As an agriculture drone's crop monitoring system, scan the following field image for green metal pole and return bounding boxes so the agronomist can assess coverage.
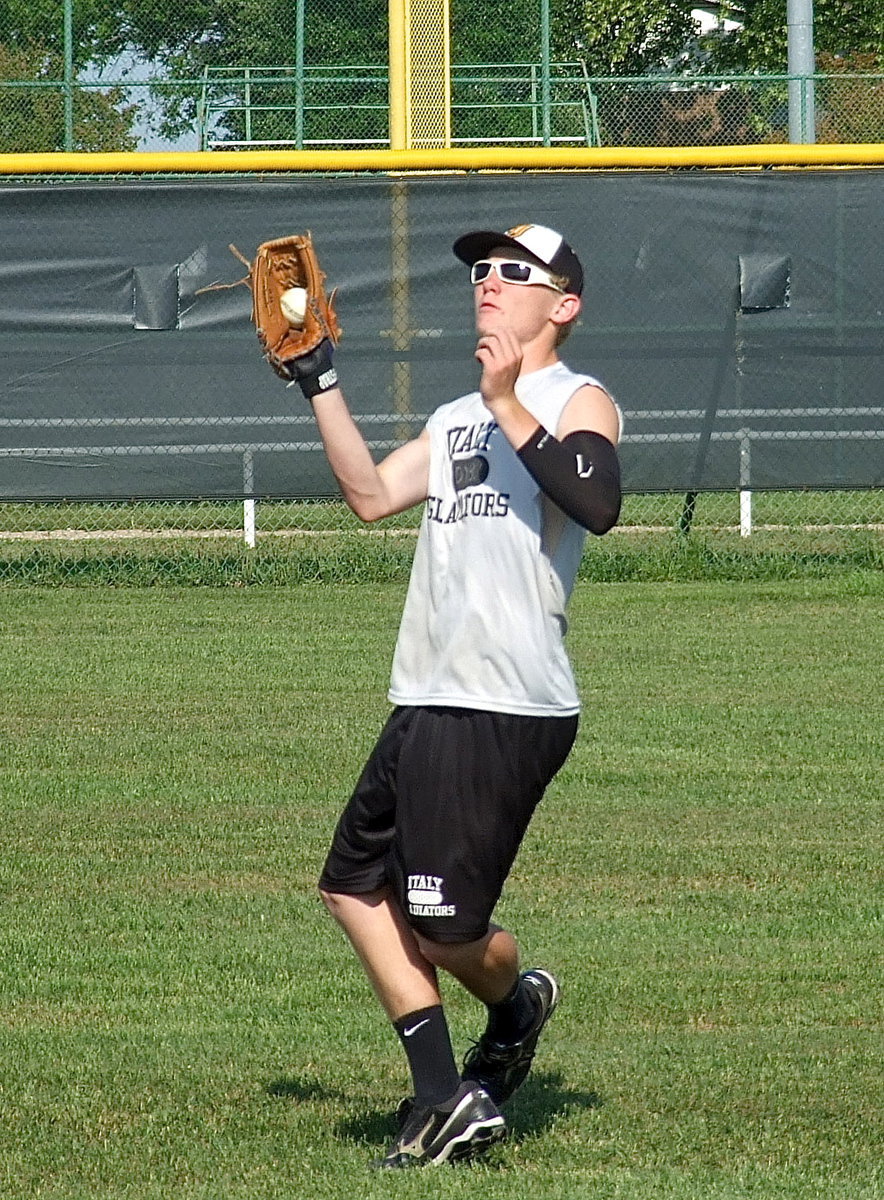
[295,0,305,147]
[63,0,74,150]
[530,65,538,142]
[540,0,551,145]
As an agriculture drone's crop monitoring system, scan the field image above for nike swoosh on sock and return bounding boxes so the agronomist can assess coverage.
[403,1018,431,1038]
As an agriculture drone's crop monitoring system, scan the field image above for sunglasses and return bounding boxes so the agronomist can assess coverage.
[470,258,565,292]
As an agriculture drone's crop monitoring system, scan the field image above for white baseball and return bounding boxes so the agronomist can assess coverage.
[280,286,307,328]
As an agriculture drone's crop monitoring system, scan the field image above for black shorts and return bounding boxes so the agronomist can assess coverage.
[318,705,577,944]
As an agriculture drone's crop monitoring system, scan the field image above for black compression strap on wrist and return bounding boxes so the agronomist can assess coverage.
[517,425,622,534]
[284,338,339,400]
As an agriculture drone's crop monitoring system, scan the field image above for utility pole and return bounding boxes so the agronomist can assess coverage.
[787,0,816,143]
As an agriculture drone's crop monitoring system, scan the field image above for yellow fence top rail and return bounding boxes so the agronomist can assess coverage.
[2,143,883,174]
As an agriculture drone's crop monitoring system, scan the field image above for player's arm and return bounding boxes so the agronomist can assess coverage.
[233,235,429,522]
[515,383,622,535]
[477,328,622,536]
[309,386,430,522]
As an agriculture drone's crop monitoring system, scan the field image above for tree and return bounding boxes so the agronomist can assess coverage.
[553,0,700,74]
[0,41,137,150]
[705,0,883,73]
[816,51,884,142]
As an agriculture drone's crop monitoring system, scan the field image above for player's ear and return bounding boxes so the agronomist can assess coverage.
[550,292,581,327]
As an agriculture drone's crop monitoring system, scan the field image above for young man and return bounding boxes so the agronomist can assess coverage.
[287,223,622,1168]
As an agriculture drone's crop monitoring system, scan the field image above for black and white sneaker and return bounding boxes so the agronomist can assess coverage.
[375,1081,506,1168]
[462,968,560,1106]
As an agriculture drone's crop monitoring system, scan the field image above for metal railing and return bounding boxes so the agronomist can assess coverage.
[0,67,881,152]
[196,63,602,149]
[188,67,884,150]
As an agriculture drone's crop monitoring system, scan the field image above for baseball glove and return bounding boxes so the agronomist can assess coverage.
[213,232,342,395]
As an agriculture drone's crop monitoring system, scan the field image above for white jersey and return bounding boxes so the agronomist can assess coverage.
[388,362,612,717]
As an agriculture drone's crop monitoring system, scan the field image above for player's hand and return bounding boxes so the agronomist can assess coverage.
[475,326,523,415]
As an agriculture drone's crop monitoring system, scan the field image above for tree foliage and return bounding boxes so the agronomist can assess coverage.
[554,0,699,74]
[709,0,883,73]
[2,0,882,77]
[816,50,884,141]
[0,41,137,149]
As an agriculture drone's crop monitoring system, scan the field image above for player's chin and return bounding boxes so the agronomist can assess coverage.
[475,307,502,334]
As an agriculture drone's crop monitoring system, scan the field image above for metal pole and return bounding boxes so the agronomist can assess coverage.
[440,0,452,148]
[389,0,408,149]
[787,0,816,143]
[243,450,256,548]
[295,0,305,148]
[530,65,539,142]
[540,0,551,146]
[63,0,74,151]
[739,430,752,537]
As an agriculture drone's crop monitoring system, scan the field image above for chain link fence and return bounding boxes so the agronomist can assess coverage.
[1,69,882,153]
[188,68,884,151]
[1,1,881,583]
[1,164,882,584]
[1,0,883,151]
[0,490,880,586]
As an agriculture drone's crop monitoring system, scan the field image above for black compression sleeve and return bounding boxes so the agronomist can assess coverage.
[517,425,622,534]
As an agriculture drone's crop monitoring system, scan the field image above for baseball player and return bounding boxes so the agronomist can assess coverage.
[286,223,622,1167]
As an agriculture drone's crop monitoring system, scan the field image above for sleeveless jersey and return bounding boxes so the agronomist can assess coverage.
[388,362,613,716]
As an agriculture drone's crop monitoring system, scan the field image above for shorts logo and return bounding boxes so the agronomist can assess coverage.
[407,874,456,918]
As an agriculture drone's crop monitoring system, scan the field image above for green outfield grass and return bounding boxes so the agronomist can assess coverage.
[0,578,881,1199]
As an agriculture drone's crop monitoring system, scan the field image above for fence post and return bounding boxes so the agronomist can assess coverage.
[739,429,752,537]
[389,0,407,148]
[63,0,74,151]
[243,450,257,547]
[530,65,539,143]
[540,0,551,146]
[295,0,305,148]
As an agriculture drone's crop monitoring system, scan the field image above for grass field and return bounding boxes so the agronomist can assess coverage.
[0,577,881,1198]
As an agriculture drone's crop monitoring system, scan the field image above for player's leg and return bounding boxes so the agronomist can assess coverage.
[318,709,496,1167]
[392,707,577,1107]
[417,923,519,1003]
[419,928,561,1106]
[321,886,504,1169]
[318,885,440,1019]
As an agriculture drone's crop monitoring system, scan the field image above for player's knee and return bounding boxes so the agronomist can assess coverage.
[414,926,488,963]
[318,885,390,928]
[318,885,365,924]
[318,885,343,920]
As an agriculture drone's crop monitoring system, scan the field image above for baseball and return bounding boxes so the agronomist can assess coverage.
[280,286,307,328]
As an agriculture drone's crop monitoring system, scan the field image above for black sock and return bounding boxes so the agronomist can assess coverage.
[393,1004,461,1108]
[485,976,538,1045]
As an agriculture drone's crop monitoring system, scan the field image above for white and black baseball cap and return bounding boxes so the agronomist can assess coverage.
[453,222,584,295]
